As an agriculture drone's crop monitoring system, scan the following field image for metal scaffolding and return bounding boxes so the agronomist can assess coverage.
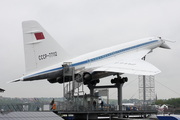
[62,62,85,111]
[139,75,155,106]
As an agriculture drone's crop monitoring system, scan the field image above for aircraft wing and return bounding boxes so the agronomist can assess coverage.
[93,49,161,75]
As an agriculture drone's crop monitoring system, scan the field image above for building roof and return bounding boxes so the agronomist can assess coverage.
[0,112,64,120]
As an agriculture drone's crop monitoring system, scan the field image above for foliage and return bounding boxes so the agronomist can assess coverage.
[155,98,180,108]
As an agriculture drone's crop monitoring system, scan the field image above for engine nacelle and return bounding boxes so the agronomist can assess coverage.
[83,72,92,82]
[47,72,92,84]
[75,74,82,83]
[47,76,71,84]
[57,76,72,83]
[74,72,92,83]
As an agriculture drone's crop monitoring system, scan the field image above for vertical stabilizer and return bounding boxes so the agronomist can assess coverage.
[22,20,69,74]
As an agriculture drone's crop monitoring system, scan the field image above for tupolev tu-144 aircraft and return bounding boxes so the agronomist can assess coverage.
[11,20,171,84]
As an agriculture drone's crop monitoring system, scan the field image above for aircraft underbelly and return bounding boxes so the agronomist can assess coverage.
[91,72,121,81]
[24,69,63,81]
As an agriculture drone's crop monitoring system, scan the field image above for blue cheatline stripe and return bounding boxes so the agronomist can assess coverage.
[72,60,88,67]
[24,40,158,79]
[88,40,157,62]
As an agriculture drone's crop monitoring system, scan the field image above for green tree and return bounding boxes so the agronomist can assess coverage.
[155,98,180,108]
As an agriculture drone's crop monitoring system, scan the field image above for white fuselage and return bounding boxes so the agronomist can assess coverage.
[22,37,163,81]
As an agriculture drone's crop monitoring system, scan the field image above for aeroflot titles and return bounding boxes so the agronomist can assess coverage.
[38,51,57,60]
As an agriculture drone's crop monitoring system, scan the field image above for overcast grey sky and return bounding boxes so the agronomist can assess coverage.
[0,0,180,100]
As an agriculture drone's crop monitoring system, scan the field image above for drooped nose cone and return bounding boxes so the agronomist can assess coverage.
[159,42,171,49]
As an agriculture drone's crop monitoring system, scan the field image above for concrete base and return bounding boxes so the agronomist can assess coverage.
[74,113,97,120]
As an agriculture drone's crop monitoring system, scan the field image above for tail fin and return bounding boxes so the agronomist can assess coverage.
[22,20,69,74]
